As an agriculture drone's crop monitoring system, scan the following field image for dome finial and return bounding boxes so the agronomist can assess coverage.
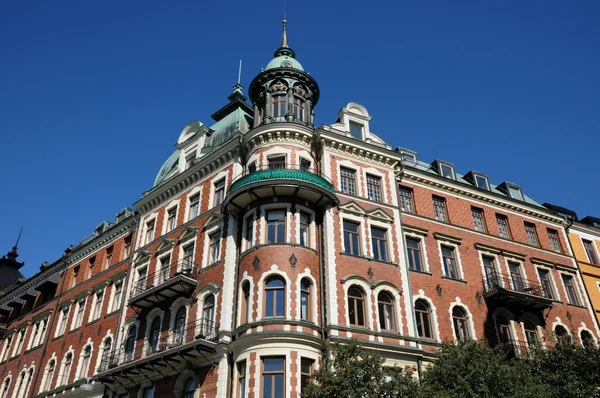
[281,19,288,48]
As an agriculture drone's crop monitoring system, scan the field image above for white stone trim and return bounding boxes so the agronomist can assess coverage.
[93,331,114,376]
[162,199,181,235]
[208,170,229,210]
[257,266,292,320]
[436,240,463,280]
[341,278,374,333]
[373,285,403,334]
[413,290,441,342]
[184,185,203,223]
[237,273,255,325]
[337,158,364,197]
[339,211,368,257]
[577,323,598,347]
[295,269,318,325]
[449,298,476,341]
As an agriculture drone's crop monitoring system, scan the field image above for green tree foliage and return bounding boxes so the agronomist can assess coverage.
[303,339,600,398]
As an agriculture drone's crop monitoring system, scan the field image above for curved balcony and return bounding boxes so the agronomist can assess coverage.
[223,164,339,214]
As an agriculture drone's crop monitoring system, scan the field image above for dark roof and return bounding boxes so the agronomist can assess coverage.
[580,216,600,229]
[542,203,578,220]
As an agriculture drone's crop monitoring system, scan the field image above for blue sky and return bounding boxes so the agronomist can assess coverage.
[1,1,599,278]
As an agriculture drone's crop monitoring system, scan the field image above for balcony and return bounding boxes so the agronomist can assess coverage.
[97,318,218,380]
[223,164,339,214]
[128,257,198,309]
[482,272,553,310]
[501,340,532,358]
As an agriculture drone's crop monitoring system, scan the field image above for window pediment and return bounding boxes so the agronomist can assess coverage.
[178,227,199,244]
[366,208,394,223]
[203,212,224,230]
[134,250,152,263]
[338,201,366,217]
[156,238,175,254]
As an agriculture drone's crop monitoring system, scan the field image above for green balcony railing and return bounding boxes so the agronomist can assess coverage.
[229,164,335,194]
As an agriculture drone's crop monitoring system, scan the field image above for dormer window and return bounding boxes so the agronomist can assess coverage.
[349,121,364,140]
[507,185,523,200]
[185,153,195,169]
[472,173,490,190]
[439,164,455,179]
[395,147,418,163]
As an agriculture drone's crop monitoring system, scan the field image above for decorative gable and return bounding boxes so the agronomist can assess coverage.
[203,212,224,230]
[156,238,175,254]
[178,227,199,244]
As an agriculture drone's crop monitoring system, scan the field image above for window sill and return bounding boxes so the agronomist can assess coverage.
[87,318,101,327]
[567,303,587,309]
[68,327,81,335]
[339,251,397,266]
[409,269,432,276]
[24,345,42,355]
[52,335,65,342]
[104,310,119,319]
[441,276,467,284]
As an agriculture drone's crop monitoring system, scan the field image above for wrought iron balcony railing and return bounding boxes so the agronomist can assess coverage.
[131,257,196,298]
[228,164,335,193]
[97,318,218,373]
[482,272,551,299]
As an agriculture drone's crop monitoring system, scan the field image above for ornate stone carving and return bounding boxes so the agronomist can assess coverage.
[271,80,287,91]
[436,284,443,296]
[368,267,374,279]
[253,256,260,271]
[289,254,297,267]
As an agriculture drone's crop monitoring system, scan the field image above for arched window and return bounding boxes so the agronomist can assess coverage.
[348,286,366,327]
[581,330,595,348]
[15,372,25,397]
[415,300,433,339]
[173,307,187,346]
[44,360,55,391]
[265,277,285,318]
[62,353,73,385]
[149,317,161,354]
[241,281,250,324]
[452,307,470,341]
[80,346,92,378]
[23,369,33,397]
[0,378,10,398]
[555,325,570,345]
[377,292,395,331]
[184,378,195,398]
[496,316,511,344]
[125,326,137,362]
[524,321,539,347]
[300,279,311,321]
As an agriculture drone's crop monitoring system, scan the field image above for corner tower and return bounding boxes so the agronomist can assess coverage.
[248,20,320,127]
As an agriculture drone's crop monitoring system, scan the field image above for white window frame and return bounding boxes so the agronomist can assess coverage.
[144,218,156,246]
[109,279,124,313]
[342,279,373,331]
[436,239,463,280]
[261,204,292,245]
[449,300,477,342]
[404,230,430,273]
[208,170,229,209]
[504,258,528,291]
[373,286,402,334]
[413,290,441,342]
[338,162,360,197]
[368,219,394,263]
[339,213,367,257]
[472,172,490,190]
[559,271,582,306]
[186,186,202,222]
[71,297,87,330]
[438,162,455,180]
[162,199,180,235]
[581,237,600,265]
[206,227,222,267]
[534,266,559,301]
[242,211,255,251]
[89,289,104,322]
[295,205,316,249]
[296,272,318,324]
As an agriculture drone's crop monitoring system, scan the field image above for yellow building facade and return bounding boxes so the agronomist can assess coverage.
[568,217,600,326]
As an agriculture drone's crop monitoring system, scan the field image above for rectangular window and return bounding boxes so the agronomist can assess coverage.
[268,156,286,169]
[508,185,523,200]
[371,227,388,262]
[159,255,170,283]
[245,215,254,249]
[547,229,562,252]
[167,207,177,232]
[185,153,195,169]
[398,187,414,214]
[583,240,598,265]
[442,246,459,279]
[262,357,285,398]
[524,222,539,247]
[474,174,489,190]
[93,291,104,321]
[248,161,257,174]
[145,220,155,244]
[76,299,86,328]
[183,245,195,270]
[237,361,246,398]
[72,267,79,289]
[272,95,286,117]
[496,214,511,239]
[433,196,448,222]
[508,262,525,292]
[349,121,363,140]
[340,167,356,196]
[300,158,311,171]
[439,163,455,179]
[124,235,132,258]
[267,210,286,244]
[343,221,361,256]
[406,238,423,272]
[209,231,221,264]
[14,329,25,355]
[189,194,200,219]
[105,247,113,270]
[537,269,554,299]
[562,275,580,306]
[299,212,310,247]
[112,282,123,312]
[293,98,305,120]
[301,358,315,392]
[58,308,69,335]
[87,257,95,279]
[471,208,487,233]
[366,175,382,202]
[214,179,225,207]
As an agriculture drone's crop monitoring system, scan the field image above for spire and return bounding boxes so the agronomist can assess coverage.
[281,19,288,48]
[7,227,22,262]
[232,59,243,93]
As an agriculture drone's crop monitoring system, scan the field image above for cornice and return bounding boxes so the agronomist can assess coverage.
[319,131,401,168]
[243,123,314,155]
[0,266,65,306]
[135,138,240,215]
[67,217,136,264]
[403,171,564,224]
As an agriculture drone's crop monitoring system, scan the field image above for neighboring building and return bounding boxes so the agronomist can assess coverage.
[0,20,598,398]
[544,204,600,329]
